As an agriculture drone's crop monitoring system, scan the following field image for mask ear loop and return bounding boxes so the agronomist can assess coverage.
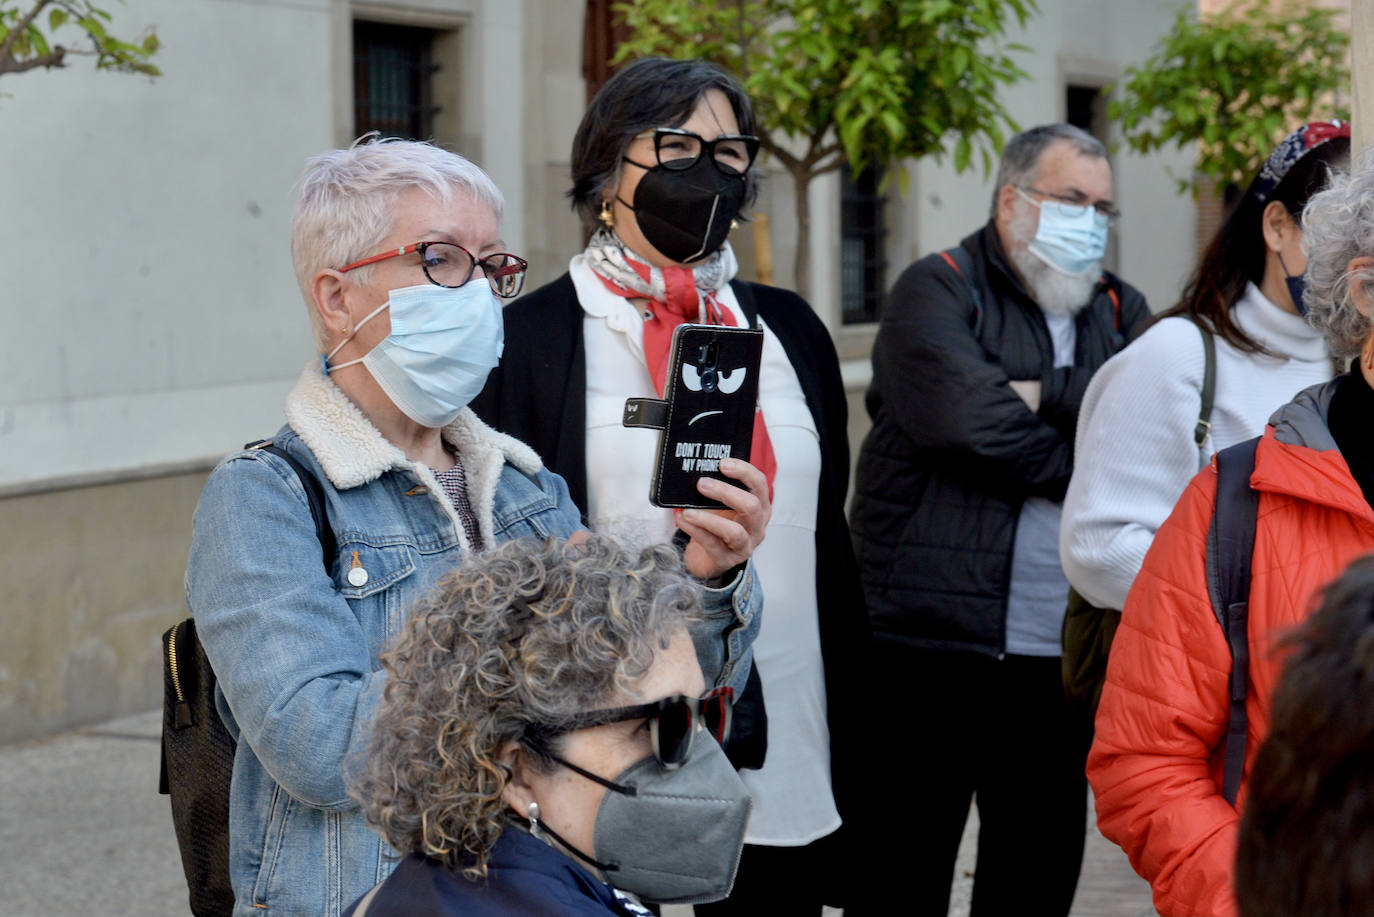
[1277,250,1300,281]
[322,299,390,374]
[522,799,620,873]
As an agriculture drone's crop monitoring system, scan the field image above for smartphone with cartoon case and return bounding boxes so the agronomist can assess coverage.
[622,323,764,509]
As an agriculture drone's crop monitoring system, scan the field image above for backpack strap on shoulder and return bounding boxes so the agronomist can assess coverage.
[246,439,336,571]
[1192,321,1217,449]
[939,247,984,338]
[1102,278,1122,331]
[160,440,336,912]
[1205,435,1261,806]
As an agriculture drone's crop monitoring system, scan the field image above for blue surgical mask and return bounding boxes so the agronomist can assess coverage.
[1278,252,1308,315]
[324,281,504,428]
[1017,188,1109,277]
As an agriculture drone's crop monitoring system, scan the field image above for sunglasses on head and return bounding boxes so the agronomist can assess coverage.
[555,685,735,770]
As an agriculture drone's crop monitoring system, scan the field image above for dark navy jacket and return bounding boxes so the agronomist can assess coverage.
[342,829,638,917]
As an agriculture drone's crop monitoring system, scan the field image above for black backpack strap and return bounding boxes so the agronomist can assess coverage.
[245,439,336,570]
[1205,436,1261,806]
[1193,322,1217,449]
[160,440,336,912]
[1091,275,1127,353]
[1096,274,1123,332]
[938,247,984,338]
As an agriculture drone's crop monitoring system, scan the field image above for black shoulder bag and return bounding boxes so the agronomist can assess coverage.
[159,440,334,917]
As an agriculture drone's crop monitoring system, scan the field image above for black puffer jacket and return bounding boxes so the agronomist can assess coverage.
[849,223,1151,656]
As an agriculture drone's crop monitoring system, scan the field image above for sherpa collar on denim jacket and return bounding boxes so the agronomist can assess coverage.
[283,361,546,548]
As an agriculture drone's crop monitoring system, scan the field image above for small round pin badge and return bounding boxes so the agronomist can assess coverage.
[346,549,369,587]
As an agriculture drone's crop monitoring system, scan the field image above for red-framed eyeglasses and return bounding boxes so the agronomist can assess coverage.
[339,240,529,298]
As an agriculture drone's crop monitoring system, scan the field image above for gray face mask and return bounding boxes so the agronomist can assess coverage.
[534,736,752,904]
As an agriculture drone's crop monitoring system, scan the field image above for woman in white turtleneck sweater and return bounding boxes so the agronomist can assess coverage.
[1061,122,1349,611]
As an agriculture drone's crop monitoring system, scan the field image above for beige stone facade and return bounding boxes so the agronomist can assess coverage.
[3,0,1200,742]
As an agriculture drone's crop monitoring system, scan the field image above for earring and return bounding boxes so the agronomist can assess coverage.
[598,200,615,229]
[1363,337,1374,372]
[729,218,739,232]
[527,801,544,840]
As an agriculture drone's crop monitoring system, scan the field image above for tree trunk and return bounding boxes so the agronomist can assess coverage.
[1354,0,1372,157]
[789,164,812,301]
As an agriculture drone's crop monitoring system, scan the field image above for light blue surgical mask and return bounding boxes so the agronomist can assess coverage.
[323,280,504,428]
[1017,187,1109,277]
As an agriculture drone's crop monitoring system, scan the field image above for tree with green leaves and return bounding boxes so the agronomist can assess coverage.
[0,0,159,80]
[612,0,1037,297]
[1110,1,1348,197]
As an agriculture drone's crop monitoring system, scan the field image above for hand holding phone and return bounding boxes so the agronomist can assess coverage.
[678,456,771,582]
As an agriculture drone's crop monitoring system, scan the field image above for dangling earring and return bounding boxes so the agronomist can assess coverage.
[1362,336,1374,372]
[598,200,615,229]
[527,801,544,840]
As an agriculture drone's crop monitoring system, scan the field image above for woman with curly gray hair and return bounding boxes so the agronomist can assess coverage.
[343,535,751,917]
[1086,156,1374,917]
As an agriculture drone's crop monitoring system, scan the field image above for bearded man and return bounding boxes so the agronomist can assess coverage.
[847,124,1150,916]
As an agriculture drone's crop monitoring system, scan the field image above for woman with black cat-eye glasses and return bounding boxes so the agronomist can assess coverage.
[470,55,873,917]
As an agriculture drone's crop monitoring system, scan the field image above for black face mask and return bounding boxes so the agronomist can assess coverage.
[619,155,747,264]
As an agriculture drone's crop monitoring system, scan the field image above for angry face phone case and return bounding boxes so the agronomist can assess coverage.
[622,323,764,509]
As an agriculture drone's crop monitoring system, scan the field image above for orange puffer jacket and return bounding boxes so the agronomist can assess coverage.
[1087,379,1374,917]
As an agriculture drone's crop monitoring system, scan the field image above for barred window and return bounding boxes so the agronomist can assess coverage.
[353,21,440,141]
[841,164,887,324]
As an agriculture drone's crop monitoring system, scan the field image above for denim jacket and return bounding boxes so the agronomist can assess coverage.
[184,364,761,917]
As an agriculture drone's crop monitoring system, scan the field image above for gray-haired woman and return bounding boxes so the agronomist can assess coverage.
[186,137,764,917]
[1086,158,1374,916]
[343,535,752,917]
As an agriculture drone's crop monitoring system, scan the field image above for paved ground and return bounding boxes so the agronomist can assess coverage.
[948,800,1156,917]
[0,710,1153,916]
[0,711,185,917]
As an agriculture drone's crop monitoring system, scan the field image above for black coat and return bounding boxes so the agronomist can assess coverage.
[471,273,872,871]
[343,833,635,917]
[849,223,1151,656]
